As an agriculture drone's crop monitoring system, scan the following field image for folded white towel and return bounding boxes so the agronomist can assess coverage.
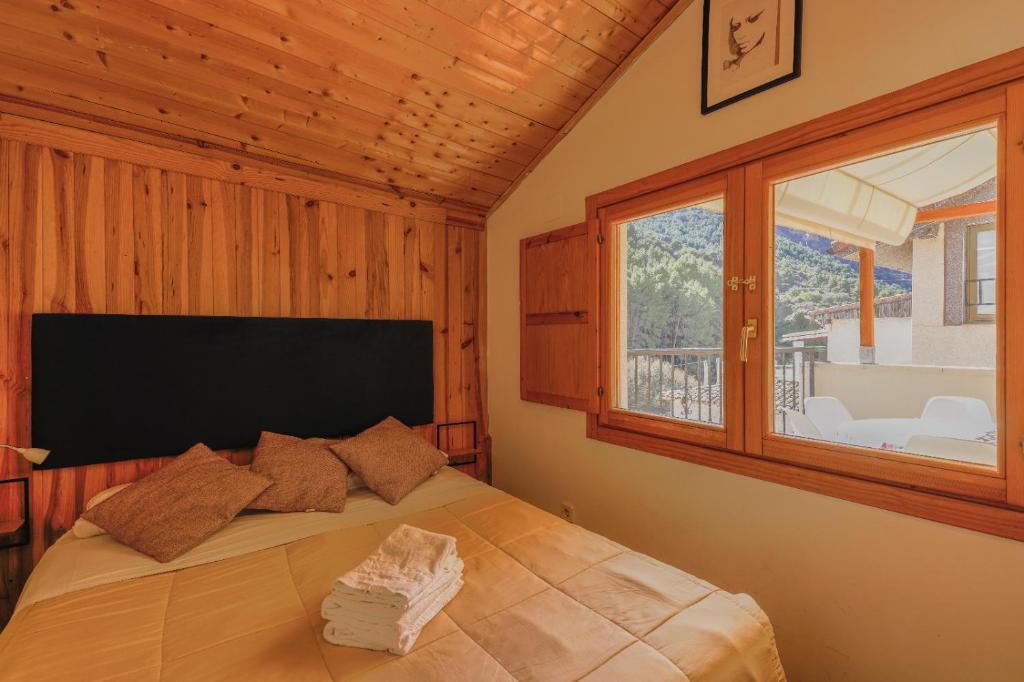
[322,574,463,655]
[330,524,459,608]
[323,556,464,623]
[320,524,465,655]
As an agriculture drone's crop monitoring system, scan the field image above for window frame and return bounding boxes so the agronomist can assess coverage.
[749,94,1007,502]
[597,170,745,452]
[582,59,1024,540]
[965,221,997,323]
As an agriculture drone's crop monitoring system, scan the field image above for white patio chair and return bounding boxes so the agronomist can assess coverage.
[804,396,853,441]
[920,396,996,440]
[784,409,822,440]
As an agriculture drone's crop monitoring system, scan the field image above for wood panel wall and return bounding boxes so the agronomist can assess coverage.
[0,130,486,625]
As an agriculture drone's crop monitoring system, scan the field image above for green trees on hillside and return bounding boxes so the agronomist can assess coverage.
[626,208,909,349]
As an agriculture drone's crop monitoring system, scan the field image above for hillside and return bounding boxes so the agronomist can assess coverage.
[626,209,911,349]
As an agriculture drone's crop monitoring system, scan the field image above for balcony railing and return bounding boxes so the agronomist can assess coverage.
[625,346,827,427]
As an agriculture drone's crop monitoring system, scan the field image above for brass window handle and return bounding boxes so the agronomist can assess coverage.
[740,319,758,362]
[727,275,757,292]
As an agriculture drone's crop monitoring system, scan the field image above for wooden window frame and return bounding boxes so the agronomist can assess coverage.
[597,171,745,452]
[749,95,1007,503]
[583,47,1024,542]
[966,222,997,323]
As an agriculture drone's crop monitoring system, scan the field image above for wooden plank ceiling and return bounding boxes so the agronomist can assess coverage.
[0,0,682,215]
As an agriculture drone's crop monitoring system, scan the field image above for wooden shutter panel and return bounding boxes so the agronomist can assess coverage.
[520,221,598,411]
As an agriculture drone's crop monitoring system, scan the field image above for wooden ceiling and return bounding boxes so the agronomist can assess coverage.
[0,0,685,215]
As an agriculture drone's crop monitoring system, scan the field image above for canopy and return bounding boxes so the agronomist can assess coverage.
[774,128,997,249]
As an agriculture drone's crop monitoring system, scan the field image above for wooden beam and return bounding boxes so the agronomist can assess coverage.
[915,200,997,224]
[859,247,875,351]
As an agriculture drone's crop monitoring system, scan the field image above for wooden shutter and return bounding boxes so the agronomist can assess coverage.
[520,221,598,411]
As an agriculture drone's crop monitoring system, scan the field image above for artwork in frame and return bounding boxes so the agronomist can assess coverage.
[701,0,803,114]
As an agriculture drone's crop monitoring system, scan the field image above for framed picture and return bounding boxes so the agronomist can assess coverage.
[701,0,803,114]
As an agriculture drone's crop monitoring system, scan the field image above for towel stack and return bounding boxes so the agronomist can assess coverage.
[321,524,464,655]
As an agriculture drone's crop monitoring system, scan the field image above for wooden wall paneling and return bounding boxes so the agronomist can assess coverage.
[73,154,106,313]
[105,160,136,314]
[162,171,187,314]
[40,147,73,315]
[445,226,484,451]
[337,204,368,319]
[235,186,260,317]
[0,139,30,623]
[260,189,282,317]
[210,180,236,316]
[384,213,407,320]
[0,130,489,625]
[133,165,163,315]
[364,210,389,319]
[427,219,450,444]
[317,201,340,317]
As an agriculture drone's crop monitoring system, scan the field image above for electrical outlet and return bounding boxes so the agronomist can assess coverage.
[559,501,576,523]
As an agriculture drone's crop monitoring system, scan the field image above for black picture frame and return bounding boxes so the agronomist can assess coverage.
[701,0,803,115]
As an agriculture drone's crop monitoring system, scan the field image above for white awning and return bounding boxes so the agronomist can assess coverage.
[775,128,997,249]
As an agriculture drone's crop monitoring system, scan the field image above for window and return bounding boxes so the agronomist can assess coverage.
[620,197,725,425]
[966,223,996,322]
[598,172,745,451]
[539,63,1024,538]
[756,113,1009,502]
[582,77,1024,534]
[768,125,999,480]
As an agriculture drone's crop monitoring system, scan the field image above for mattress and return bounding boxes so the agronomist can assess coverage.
[0,469,786,681]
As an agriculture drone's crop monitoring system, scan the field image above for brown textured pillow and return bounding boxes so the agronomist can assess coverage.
[329,417,448,505]
[247,431,349,513]
[82,444,270,562]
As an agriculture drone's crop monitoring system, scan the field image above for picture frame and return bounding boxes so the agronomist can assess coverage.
[701,0,803,115]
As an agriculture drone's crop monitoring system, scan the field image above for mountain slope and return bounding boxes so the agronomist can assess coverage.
[627,209,911,347]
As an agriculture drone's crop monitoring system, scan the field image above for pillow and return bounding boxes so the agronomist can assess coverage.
[81,444,270,562]
[72,483,132,538]
[247,431,349,512]
[329,417,448,505]
[324,437,367,492]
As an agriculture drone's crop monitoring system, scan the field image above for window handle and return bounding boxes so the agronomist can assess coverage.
[728,275,757,292]
[740,319,758,362]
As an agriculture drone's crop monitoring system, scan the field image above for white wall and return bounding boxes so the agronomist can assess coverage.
[826,318,912,365]
[912,226,997,367]
[487,2,1024,681]
[815,362,996,420]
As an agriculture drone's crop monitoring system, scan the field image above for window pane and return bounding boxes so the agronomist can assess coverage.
[772,126,998,468]
[618,198,725,425]
[972,227,996,317]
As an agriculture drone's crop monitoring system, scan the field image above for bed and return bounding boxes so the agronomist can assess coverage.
[0,467,786,681]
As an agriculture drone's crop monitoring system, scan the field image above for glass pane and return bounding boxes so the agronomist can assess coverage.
[618,197,725,425]
[772,126,998,468]
[973,228,996,316]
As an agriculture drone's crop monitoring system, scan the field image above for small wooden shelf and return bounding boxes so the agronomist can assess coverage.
[0,519,25,544]
[446,448,482,466]
[0,477,30,549]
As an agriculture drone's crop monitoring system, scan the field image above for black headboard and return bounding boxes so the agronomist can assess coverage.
[31,314,434,469]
